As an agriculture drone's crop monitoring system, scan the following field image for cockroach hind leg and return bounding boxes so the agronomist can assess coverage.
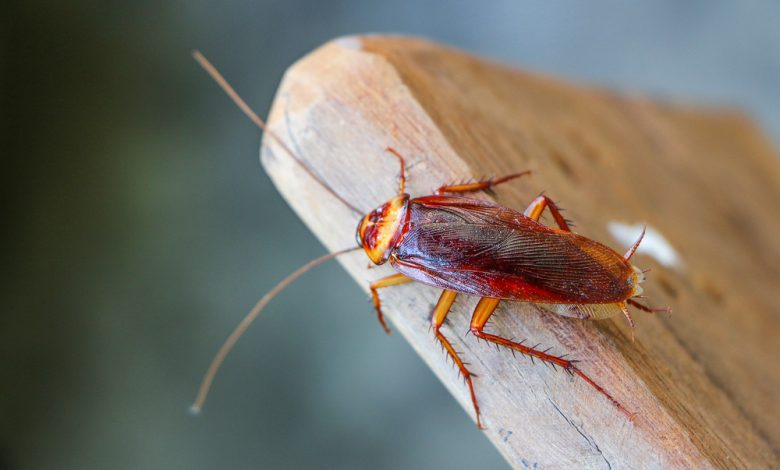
[472,329,634,419]
[468,297,627,414]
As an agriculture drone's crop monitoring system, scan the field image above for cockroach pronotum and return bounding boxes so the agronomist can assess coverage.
[190,51,671,429]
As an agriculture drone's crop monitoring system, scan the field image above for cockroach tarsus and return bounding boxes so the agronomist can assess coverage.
[190,51,671,429]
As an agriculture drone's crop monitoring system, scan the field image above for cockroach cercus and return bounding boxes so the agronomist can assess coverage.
[190,51,671,429]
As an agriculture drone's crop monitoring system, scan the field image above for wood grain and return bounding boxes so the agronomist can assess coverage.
[260,36,780,468]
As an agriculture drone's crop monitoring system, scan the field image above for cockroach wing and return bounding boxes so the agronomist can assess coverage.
[391,197,634,304]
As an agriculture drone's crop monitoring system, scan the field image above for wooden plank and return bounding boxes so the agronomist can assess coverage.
[260,36,779,468]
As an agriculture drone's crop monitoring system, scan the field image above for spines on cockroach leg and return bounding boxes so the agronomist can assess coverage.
[619,302,636,342]
[190,247,360,415]
[192,50,363,215]
[569,367,637,421]
[470,298,634,419]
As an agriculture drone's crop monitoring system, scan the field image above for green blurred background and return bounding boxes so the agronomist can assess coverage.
[3,1,779,469]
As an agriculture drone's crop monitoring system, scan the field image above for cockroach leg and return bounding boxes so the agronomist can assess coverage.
[469,297,634,419]
[369,273,412,334]
[619,302,636,342]
[431,290,484,429]
[384,147,407,194]
[434,171,531,195]
[627,298,672,316]
[523,195,571,231]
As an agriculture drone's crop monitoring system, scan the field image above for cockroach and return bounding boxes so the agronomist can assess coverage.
[190,51,670,429]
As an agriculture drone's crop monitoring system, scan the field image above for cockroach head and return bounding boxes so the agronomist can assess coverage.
[356,194,410,265]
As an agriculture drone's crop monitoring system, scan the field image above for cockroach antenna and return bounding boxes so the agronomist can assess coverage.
[190,246,360,415]
[190,51,365,413]
[192,49,669,428]
[191,50,363,215]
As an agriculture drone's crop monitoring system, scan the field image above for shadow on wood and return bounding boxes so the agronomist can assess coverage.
[261,35,779,468]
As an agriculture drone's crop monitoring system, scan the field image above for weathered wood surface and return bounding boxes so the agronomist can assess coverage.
[260,36,780,468]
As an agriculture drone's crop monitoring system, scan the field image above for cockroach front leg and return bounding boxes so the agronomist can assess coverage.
[369,273,412,334]
[431,290,484,429]
[523,195,571,231]
[469,297,634,419]
[434,171,531,195]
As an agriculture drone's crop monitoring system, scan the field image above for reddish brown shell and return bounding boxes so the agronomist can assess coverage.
[356,194,410,265]
[389,195,635,304]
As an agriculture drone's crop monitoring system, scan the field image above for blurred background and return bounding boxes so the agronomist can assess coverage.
[3,1,779,469]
